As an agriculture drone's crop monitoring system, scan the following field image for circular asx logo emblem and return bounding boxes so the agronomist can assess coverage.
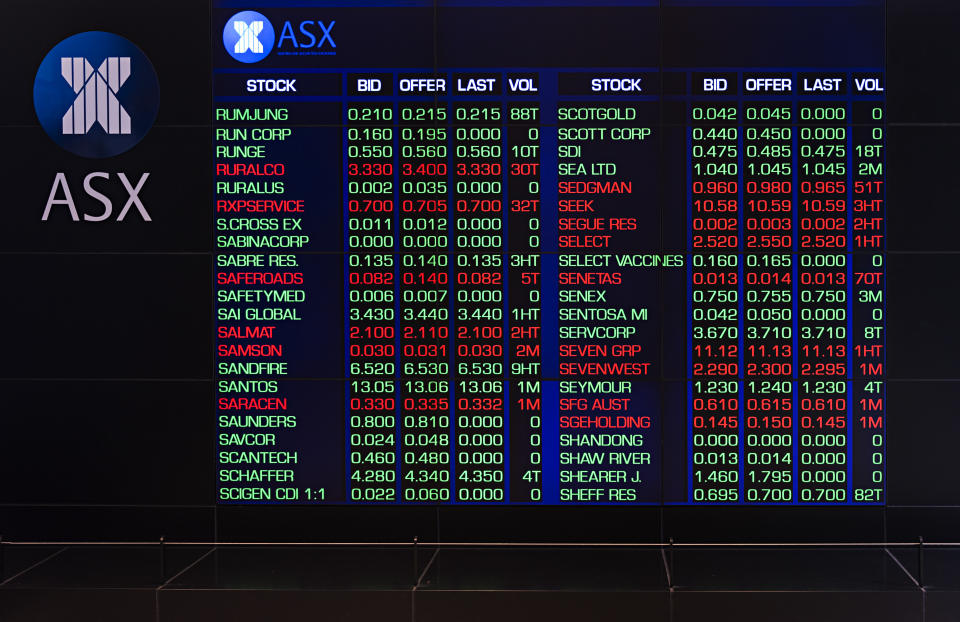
[223,10,275,63]
[33,31,159,159]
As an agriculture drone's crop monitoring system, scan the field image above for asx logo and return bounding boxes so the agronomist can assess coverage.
[223,10,275,63]
[61,57,132,135]
[33,31,159,157]
[33,32,158,222]
[223,10,335,63]
[276,20,336,55]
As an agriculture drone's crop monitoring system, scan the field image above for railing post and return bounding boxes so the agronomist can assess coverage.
[413,536,419,586]
[917,536,924,589]
[159,536,166,583]
[668,537,675,588]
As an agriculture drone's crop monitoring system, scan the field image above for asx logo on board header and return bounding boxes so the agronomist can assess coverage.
[223,10,336,63]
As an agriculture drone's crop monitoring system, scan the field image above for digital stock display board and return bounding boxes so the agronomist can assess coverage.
[212,0,885,505]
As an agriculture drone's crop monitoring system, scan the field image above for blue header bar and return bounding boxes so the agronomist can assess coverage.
[663,0,879,5]
[215,0,878,6]
[214,0,653,7]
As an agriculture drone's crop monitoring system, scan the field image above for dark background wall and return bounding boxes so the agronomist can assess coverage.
[1,0,957,544]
